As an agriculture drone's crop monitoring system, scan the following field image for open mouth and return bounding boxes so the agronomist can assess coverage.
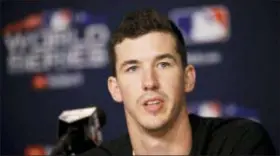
[143,98,164,114]
[144,100,161,106]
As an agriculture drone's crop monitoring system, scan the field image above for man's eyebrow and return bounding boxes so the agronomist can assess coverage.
[119,59,139,70]
[155,53,177,62]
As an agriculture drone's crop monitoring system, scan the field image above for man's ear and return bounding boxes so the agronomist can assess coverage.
[107,76,123,103]
[184,64,196,93]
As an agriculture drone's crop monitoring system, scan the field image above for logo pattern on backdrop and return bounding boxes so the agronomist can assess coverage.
[3,8,110,90]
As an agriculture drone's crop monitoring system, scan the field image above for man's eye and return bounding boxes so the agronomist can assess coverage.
[126,66,138,72]
[158,62,171,68]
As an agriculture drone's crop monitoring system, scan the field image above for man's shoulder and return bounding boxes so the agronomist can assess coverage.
[195,114,271,137]
[190,114,277,155]
[192,113,264,134]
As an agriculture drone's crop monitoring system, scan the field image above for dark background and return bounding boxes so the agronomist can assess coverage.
[1,0,279,155]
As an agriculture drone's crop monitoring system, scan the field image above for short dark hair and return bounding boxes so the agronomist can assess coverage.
[108,8,187,76]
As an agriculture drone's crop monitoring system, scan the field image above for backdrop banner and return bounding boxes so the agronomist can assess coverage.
[1,0,279,155]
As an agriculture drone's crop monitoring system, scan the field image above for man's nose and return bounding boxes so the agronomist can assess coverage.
[142,69,159,91]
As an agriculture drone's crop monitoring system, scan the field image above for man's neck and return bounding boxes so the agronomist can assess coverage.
[127,106,192,155]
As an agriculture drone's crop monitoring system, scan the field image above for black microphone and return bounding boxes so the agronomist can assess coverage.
[50,106,106,156]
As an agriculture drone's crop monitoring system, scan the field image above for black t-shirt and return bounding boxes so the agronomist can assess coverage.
[78,114,277,156]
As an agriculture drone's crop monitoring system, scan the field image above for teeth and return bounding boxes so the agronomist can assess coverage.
[146,100,160,105]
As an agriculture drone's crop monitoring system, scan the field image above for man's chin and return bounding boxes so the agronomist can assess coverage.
[141,121,170,133]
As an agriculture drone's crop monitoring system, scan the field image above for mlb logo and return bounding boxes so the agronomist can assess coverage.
[24,144,53,156]
[169,5,230,45]
[42,9,73,32]
[197,101,222,117]
[24,145,46,156]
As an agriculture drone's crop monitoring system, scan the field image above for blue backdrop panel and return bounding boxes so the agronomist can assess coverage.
[1,0,279,154]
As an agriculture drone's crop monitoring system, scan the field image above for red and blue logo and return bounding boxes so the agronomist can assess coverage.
[169,5,230,45]
[187,100,260,122]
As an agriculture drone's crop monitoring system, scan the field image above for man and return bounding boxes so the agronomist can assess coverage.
[80,9,277,156]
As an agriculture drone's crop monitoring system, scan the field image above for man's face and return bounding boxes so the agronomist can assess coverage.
[108,32,195,131]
